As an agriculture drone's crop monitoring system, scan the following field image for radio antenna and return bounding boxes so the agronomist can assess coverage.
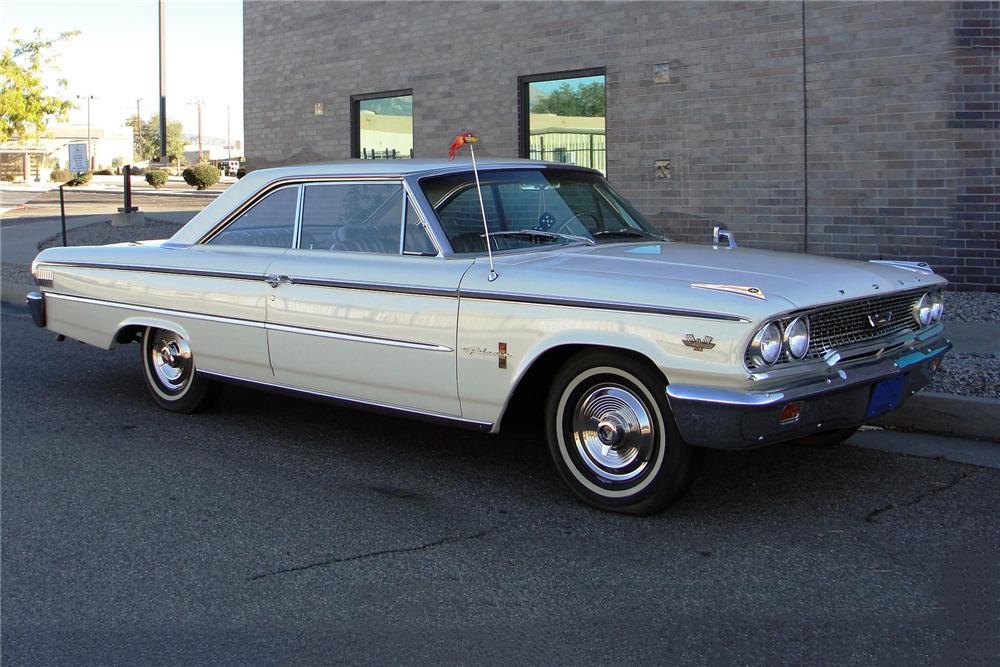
[449,132,497,281]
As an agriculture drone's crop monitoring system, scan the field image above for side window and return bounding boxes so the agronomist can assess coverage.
[207,185,298,247]
[304,182,404,254]
[403,198,436,255]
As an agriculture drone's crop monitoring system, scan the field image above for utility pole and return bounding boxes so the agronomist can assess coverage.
[189,99,204,163]
[158,0,167,165]
[76,94,96,170]
[135,98,143,160]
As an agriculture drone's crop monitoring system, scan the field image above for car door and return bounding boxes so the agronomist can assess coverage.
[171,182,300,383]
[264,180,472,418]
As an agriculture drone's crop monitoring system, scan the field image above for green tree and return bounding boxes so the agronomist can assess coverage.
[531,82,605,118]
[1,28,80,142]
[124,112,186,163]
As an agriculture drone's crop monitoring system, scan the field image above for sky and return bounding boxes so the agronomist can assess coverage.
[2,0,243,144]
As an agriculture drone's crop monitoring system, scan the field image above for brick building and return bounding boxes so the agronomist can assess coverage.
[243,1,998,291]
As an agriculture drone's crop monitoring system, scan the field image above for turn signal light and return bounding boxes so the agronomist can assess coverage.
[780,401,804,424]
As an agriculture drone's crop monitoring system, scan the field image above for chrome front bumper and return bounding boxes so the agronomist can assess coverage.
[665,330,952,450]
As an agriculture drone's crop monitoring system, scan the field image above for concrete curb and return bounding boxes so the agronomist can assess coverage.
[870,392,1000,443]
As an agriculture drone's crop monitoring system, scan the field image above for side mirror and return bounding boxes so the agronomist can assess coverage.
[713,225,737,249]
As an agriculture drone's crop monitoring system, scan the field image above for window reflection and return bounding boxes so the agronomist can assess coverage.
[524,74,605,173]
[354,93,413,160]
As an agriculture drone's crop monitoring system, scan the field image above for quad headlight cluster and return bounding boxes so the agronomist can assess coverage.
[914,290,945,327]
[748,315,811,367]
[746,289,945,370]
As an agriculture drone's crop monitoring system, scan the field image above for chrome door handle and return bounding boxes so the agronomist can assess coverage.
[266,274,292,288]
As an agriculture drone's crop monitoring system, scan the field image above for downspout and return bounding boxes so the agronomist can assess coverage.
[801,0,810,253]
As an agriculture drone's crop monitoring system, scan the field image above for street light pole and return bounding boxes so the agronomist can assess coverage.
[135,98,143,161]
[189,99,205,163]
[77,94,96,170]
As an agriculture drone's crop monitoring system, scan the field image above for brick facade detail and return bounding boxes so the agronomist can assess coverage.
[244,1,999,291]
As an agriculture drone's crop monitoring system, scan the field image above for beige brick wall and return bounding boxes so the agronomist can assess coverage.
[244,0,998,290]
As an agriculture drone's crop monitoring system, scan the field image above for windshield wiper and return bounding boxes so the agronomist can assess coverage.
[487,230,595,246]
[592,228,667,242]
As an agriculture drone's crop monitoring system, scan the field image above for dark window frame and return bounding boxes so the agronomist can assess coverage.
[350,89,414,159]
[518,68,606,161]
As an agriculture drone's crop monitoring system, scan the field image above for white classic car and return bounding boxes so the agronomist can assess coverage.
[28,159,950,514]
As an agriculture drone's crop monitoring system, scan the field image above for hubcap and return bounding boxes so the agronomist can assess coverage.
[150,331,191,391]
[572,384,654,483]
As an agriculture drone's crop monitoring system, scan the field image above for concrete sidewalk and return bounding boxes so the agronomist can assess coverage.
[3,180,998,454]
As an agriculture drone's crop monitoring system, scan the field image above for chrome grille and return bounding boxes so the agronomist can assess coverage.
[745,290,923,370]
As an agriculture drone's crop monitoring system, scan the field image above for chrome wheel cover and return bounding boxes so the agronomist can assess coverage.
[149,330,192,392]
[571,384,654,483]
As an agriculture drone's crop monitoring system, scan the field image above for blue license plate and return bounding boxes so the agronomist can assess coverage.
[866,374,906,418]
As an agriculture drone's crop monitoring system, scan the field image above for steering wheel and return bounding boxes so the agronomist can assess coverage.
[551,211,599,234]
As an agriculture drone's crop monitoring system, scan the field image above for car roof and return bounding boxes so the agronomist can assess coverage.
[167,158,597,246]
[241,157,591,183]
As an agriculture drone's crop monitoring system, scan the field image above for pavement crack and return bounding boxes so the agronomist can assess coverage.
[247,530,488,582]
[865,470,973,523]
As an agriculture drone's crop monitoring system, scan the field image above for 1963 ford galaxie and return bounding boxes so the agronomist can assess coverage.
[28,159,950,514]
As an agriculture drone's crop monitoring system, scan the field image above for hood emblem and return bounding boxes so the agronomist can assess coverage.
[690,283,766,300]
[683,334,716,352]
[868,312,893,328]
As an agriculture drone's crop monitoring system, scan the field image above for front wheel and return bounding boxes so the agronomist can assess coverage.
[545,351,702,515]
[141,326,222,413]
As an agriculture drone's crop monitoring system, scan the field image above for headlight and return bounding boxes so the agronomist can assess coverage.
[930,290,944,323]
[751,321,783,365]
[784,316,810,359]
[914,293,933,326]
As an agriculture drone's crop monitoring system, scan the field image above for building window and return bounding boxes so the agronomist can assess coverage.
[520,70,605,173]
[352,91,413,159]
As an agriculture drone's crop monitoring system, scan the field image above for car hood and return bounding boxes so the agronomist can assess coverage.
[480,241,944,317]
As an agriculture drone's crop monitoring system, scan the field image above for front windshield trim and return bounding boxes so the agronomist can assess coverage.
[419,167,659,255]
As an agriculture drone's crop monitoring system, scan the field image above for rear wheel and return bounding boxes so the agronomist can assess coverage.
[545,351,701,515]
[141,326,221,413]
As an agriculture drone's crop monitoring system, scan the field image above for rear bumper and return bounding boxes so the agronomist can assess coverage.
[665,330,952,450]
[26,291,45,328]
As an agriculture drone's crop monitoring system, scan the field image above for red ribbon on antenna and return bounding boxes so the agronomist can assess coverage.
[448,132,479,160]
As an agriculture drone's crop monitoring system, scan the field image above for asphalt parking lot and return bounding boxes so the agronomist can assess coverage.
[3,307,999,665]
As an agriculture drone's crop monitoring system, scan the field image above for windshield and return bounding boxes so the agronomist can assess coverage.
[419,168,662,254]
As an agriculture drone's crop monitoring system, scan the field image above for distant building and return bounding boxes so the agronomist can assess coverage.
[1,124,134,180]
[243,1,999,290]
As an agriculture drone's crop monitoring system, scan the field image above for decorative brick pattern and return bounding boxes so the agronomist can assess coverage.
[244,0,998,290]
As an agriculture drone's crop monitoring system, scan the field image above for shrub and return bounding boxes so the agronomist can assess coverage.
[94,168,114,176]
[236,167,246,179]
[65,172,92,187]
[49,169,70,183]
[182,162,221,190]
[145,170,169,189]
[130,166,147,176]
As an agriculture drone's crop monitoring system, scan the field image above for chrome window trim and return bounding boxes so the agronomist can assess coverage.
[201,182,302,246]
[200,176,408,246]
